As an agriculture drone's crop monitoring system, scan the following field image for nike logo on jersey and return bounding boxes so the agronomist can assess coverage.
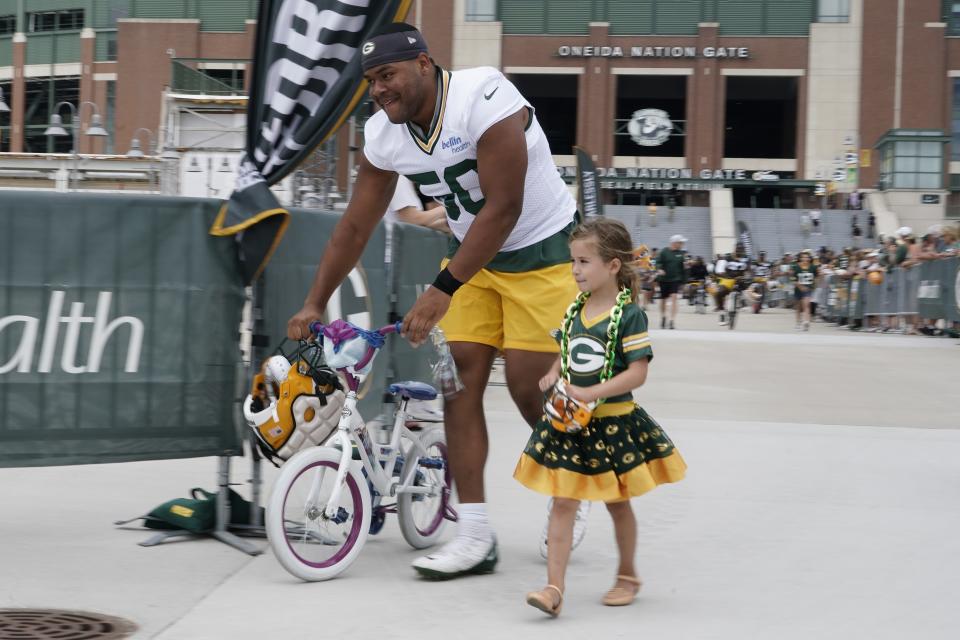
[483,85,499,100]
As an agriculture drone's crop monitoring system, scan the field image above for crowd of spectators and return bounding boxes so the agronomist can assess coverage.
[759,225,960,337]
[634,224,960,339]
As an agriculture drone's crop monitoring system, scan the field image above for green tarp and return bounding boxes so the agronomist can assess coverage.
[388,223,451,387]
[0,192,245,467]
[0,193,454,468]
[259,208,391,418]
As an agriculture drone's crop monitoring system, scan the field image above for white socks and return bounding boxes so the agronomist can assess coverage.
[457,503,493,542]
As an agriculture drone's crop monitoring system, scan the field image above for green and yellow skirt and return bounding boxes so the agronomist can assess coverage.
[514,405,686,502]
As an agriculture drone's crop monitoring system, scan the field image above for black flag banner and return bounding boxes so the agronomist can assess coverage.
[210,0,412,284]
[737,220,755,258]
[574,146,603,219]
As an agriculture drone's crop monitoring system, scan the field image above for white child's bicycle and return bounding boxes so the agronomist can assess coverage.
[263,319,455,581]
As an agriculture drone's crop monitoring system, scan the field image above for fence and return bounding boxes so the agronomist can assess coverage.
[0,192,246,468]
[0,192,449,469]
[816,257,960,325]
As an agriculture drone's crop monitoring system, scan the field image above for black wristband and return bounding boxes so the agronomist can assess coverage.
[432,267,464,296]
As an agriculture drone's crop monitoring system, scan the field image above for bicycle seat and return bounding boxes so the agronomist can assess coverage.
[388,381,438,401]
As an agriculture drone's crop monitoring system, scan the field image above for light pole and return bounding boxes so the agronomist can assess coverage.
[126,127,154,158]
[43,100,109,191]
[127,127,157,192]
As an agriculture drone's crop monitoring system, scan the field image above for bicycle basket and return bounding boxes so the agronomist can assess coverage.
[243,345,345,465]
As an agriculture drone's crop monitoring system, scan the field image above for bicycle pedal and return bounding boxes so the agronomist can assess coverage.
[369,509,386,535]
[327,507,349,525]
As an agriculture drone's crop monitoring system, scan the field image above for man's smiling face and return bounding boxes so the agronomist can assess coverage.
[364,55,430,124]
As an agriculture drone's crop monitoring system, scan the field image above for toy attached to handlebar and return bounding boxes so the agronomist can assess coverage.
[307,318,463,399]
[305,319,400,393]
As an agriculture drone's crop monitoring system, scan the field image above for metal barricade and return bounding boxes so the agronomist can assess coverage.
[820,275,837,321]
[916,261,945,320]
[775,274,794,308]
[816,277,829,319]
[864,279,885,317]
[859,258,959,325]
[848,277,864,321]
[881,272,898,317]
[833,277,850,320]
[898,266,921,317]
[945,257,960,323]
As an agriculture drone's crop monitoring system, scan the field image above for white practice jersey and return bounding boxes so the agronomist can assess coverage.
[363,66,576,252]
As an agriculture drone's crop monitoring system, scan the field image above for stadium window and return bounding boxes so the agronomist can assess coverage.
[59,9,84,31]
[950,3,960,36]
[952,79,960,160]
[0,81,9,152]
[509,73,578,154]
[878,134,944,191]
[465,0,497,22]
[105,80,116,154]
[202,67,247,94]
[22,76,80,153]
[724,76,798,159]
[817,0,850,23]
[28,9,84,33]
[0,15,16,35]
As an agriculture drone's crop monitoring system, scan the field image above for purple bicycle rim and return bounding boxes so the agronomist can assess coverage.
[284,459,362,568]
[416,442,450,537]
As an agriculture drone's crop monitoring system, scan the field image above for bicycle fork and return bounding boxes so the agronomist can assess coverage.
[307,392,359,521]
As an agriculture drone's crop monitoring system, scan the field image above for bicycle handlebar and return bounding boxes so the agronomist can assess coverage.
[308,320,402,337]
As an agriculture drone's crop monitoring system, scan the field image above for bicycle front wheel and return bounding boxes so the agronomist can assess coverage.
[266,447,371,581]
[397,427,453,550]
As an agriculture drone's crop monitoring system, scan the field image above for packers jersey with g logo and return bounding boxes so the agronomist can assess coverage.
[793,264,817,287]
[363,66,576,255]
[561,303,653,405]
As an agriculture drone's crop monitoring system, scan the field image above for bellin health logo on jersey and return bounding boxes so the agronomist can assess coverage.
[441,135,470,153]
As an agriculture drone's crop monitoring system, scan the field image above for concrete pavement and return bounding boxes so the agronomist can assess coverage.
[2,306,958,639]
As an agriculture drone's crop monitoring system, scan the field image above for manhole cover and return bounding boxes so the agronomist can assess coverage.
[0,609,137,639]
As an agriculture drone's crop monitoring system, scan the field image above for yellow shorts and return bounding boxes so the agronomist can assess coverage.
[718,277,736,291]
[438,260,578,353]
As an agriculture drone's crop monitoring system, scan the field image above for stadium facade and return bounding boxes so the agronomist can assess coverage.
[0,0,958,228]
[0,1,256,155]
[433,0,960,227]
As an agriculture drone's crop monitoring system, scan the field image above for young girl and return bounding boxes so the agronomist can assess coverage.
[792,251,818,331]
[513,218,687,617]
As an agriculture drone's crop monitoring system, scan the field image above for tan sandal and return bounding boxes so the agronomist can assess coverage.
[602,574,642,606]
[526,584,563,617]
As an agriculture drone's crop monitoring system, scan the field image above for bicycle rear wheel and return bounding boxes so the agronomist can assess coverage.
[266,446,371,581]
[397,427,453,549]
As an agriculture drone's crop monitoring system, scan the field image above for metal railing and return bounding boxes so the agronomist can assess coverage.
[816,257,960,326]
